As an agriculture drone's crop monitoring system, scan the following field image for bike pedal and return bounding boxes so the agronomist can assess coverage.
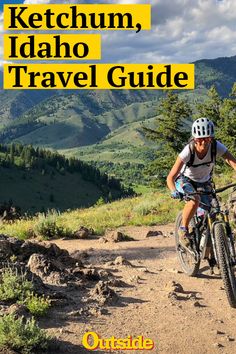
[208,257,217,268]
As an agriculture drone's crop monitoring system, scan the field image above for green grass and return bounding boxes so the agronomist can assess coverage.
[133,184,156,194]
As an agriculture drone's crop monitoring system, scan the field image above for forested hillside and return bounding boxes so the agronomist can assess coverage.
[0,143,134,213]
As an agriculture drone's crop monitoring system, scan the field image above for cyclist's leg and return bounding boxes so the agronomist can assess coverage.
[198,180,212,211]
[196,181,216,267]
[182,199,200,228]
[175,176,200,229]
[175,176,200,247]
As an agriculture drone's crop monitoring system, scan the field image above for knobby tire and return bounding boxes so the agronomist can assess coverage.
[214,222,236,308]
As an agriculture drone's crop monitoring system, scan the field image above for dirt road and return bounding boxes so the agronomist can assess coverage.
[43,225,236,354]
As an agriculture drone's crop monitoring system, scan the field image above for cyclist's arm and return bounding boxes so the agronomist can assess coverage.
[166,157,184,192]
[222,150,236,170]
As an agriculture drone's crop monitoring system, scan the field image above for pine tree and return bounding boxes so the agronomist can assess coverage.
[9,144,15,164]
[144,91,192,185]
[217,85,236,155]
[197,85,222,126]
[198,84,236,156]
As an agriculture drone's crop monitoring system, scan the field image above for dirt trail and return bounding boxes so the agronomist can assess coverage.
[44,224,236,354]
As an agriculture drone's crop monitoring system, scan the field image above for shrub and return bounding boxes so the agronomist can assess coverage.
[34,216,59,238]
[133,200,160,216]
[34,210,72,239]
[0,314,50,354]
[0,268,51,317]
[0,268,33,302]
[23,292,51,317]
[95,197,106,206]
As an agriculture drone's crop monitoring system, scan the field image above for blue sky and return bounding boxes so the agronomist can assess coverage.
[1,0,236,66]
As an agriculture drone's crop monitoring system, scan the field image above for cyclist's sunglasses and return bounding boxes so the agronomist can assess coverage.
[194,137,212,143]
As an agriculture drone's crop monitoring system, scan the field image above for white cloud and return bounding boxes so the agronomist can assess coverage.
[0,0,236,65]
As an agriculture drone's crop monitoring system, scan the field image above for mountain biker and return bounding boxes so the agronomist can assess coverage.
[167,117,236,248]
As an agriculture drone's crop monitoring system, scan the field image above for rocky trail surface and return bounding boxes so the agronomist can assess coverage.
[47,225,236,354]
[2,224,236,354]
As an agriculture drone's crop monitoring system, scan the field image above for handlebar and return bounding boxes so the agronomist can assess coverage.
[179,182,236,201]
[215,182,236,194]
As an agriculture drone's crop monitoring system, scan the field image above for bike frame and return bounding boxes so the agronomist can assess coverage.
[189,184,236,267]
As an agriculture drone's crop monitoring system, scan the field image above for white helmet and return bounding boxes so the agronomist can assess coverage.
[192,118,214,138]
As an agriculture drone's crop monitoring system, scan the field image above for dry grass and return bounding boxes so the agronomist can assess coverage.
[0,190,180,239]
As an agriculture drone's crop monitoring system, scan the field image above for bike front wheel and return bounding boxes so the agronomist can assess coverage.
[214,222,236,308]
[175,211,200,276]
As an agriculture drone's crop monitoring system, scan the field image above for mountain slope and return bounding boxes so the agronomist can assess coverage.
[0,55,236,150]
[0,95,159,148]
[195,55,236,95]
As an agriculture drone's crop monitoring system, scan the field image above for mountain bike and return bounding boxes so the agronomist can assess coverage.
[175,182,236,308]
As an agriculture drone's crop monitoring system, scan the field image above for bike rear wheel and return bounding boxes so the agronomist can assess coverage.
[175,211,200,276]
[214,222,236,308]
